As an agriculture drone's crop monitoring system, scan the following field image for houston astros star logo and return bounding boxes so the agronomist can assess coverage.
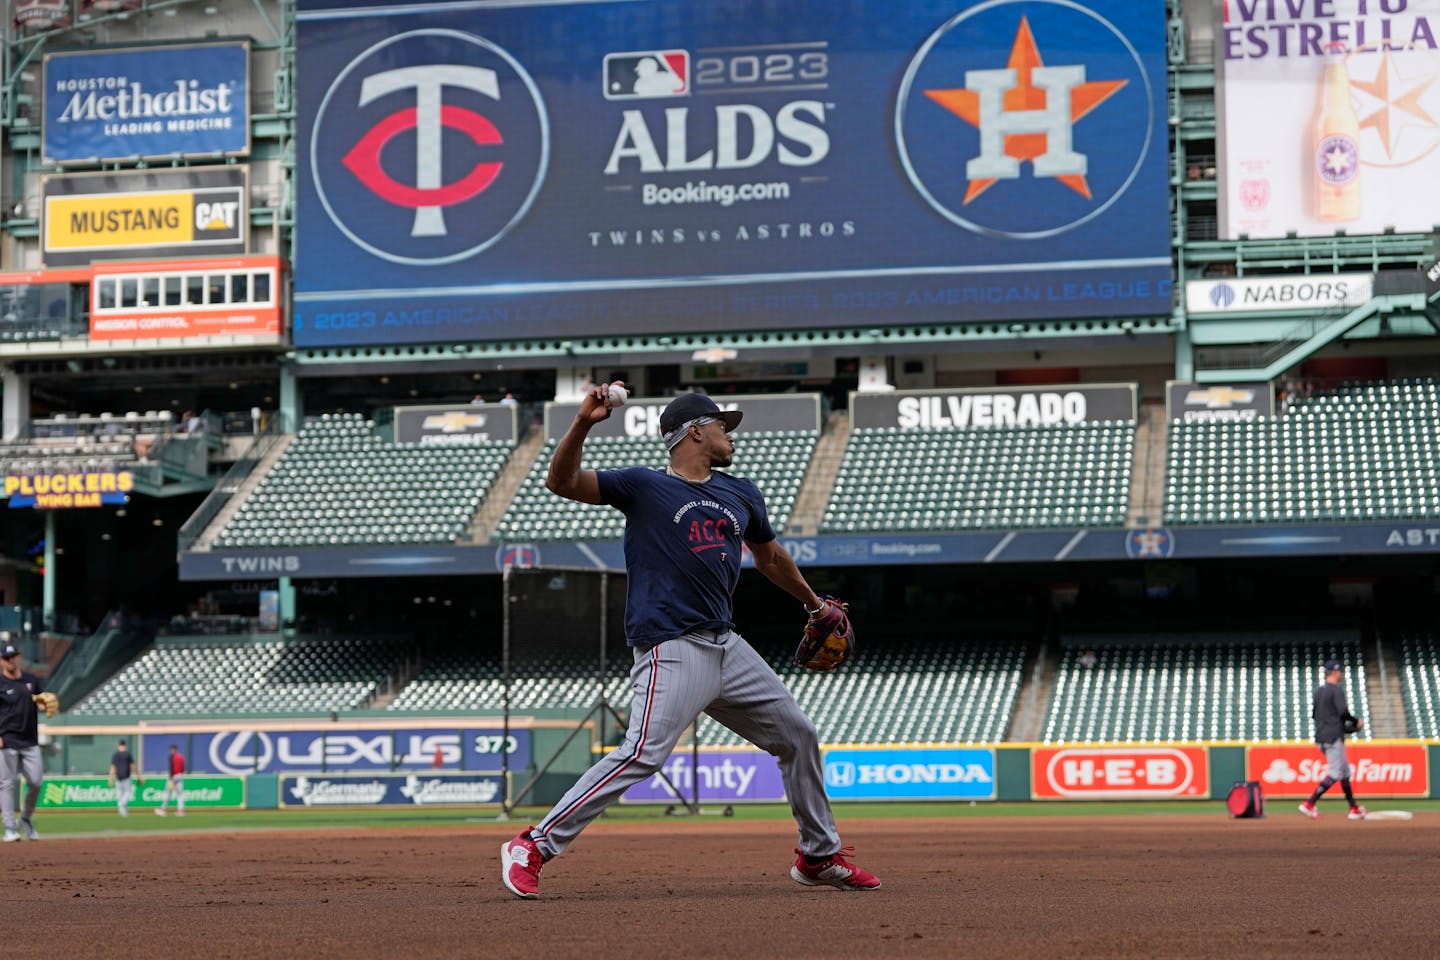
[923,16,1126,204]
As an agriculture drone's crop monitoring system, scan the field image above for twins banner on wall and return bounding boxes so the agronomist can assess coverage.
[1218,0,1440,239]
[293,0,1172,347]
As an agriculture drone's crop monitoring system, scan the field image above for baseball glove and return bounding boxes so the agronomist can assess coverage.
[793,596,854,672]
[1342,714,1361,734]
[32,692,59,718]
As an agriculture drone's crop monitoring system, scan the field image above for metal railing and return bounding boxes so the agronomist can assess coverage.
[1193,272,1424,374]
[176,416,284,554]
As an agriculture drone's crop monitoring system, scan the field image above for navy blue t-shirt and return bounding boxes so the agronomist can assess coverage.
[0,670,44,749]
[111,750,136,781]
[596,467,776,645]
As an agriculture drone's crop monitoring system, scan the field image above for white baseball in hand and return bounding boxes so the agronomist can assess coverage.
[606,384,628,406]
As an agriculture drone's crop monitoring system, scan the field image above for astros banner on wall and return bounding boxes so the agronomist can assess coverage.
[1217,0,1440,239]
[42,167,248,267]
[294,0,1172,347]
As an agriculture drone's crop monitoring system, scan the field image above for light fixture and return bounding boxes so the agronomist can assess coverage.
[152,517,164,527]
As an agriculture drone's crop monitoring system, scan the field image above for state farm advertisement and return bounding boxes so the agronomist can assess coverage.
[1032,746,1208,800]
[1247,743,1429,798]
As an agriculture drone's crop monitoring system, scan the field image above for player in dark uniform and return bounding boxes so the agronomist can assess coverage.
[109,739,141,817]
[0,642,46,841]
[501,386,880,899]
[1299,658,1366,820]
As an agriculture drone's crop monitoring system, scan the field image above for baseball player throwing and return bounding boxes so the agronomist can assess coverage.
[1299,657,1366,820]
[0,641,54,841]
[501,386,880,898]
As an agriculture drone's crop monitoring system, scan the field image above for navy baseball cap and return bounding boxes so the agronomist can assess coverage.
[1324,658,1343,672]
[0,643,19,658]
[659,393,743,437]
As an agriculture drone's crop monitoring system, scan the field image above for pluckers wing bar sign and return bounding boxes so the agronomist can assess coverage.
[4,470,135,509]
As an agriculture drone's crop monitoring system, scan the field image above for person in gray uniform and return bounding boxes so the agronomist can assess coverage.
[501,385,880,899]
[1298,658,1367,821]
[0,643,46,841]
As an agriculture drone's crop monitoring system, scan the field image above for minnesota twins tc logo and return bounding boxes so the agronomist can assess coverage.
[895,0,1155,239]
[311,29,549,265]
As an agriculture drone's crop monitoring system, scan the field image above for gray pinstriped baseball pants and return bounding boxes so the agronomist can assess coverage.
[530,628,841,859]
[0,745,42,829]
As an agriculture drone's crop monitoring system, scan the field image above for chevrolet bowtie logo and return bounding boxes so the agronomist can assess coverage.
[1184,387,1254,408]
[422,412,487,432]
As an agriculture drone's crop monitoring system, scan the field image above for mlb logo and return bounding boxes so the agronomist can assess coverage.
[1239,179,1270,212]
[604,50,689,100]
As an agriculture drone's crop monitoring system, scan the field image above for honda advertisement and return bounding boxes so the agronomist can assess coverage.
[293,0,1171,346]
[1247,743,1429,798]
[146,727,532,775]
[1031,746,1208,799]
[823,747,997,801]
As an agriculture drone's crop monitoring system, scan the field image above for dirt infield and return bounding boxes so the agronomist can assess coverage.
[14,814,1439,959]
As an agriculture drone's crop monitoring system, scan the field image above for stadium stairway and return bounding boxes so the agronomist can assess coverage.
[1006,639,1056,741]
[1126,400,1168,528]
[1368,631,1407,738]
[190,433,296,550]
[360,653,427,710]
[467,427,548,544]
[783,409,850,536]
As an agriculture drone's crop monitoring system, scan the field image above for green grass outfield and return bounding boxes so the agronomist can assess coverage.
[26,799,1440,838]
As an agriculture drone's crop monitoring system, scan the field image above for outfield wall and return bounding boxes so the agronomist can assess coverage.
[36,721,1440,807]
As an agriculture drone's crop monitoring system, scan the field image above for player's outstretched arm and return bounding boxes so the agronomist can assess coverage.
[546,381,625,504]
[748,538,822,611]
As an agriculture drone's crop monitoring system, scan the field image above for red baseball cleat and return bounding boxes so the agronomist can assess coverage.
[1298,802,1319,820]
[1348,806,1368,820]
[790,846,881,890]
[501,830,544,900]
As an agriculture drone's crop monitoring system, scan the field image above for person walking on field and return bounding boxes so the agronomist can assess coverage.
[155,744,186,817]
[0,642,49,841]
[1299,658,1367,820]
[501,385,880,899]
[109,739,141,818]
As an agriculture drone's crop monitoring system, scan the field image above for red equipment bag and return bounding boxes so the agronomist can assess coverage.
[1226,780,1264,818]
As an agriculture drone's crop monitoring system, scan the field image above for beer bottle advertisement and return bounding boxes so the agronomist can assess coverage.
[1217,0,1440,240]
